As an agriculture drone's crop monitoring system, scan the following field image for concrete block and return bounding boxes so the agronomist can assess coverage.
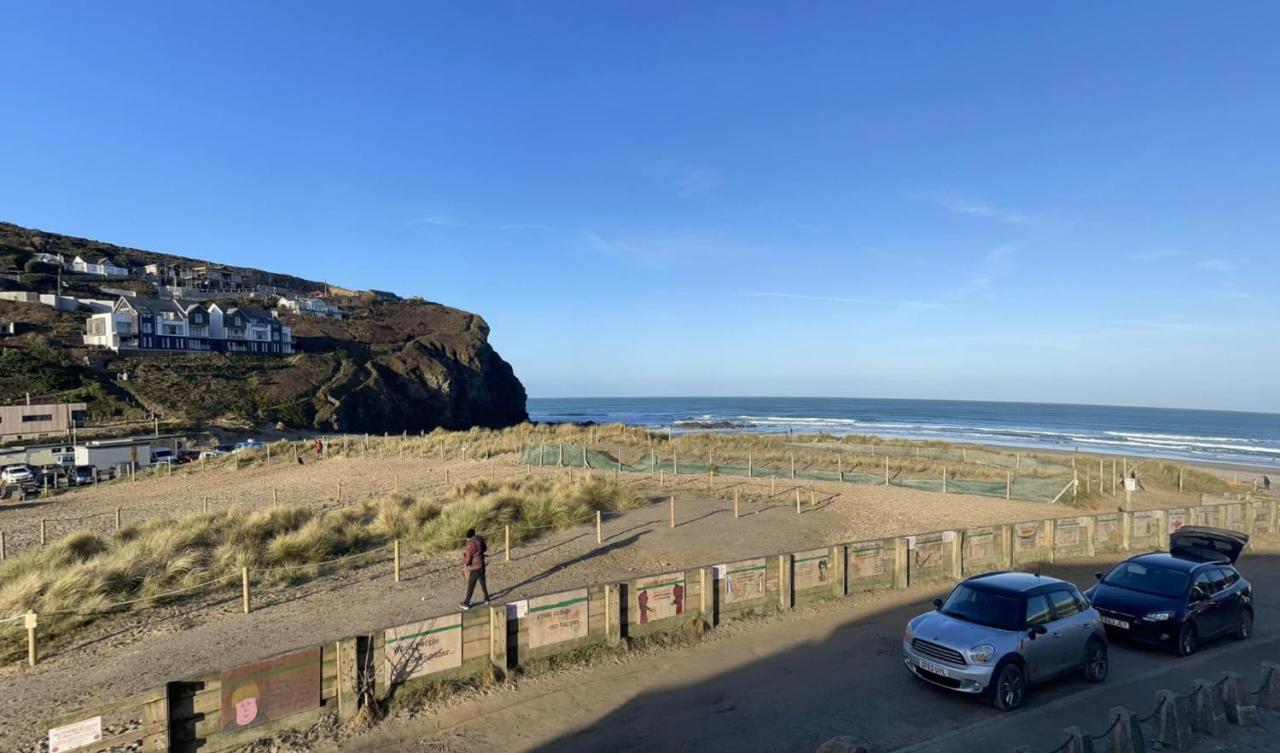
[1059,726,1096,753]
[1189,678,1227,737]
[1104,707,1146,753]
[1150,690,1192,751]
[1259,662,1280,712]
[1221,672,1259,726]
[814,735,868,753]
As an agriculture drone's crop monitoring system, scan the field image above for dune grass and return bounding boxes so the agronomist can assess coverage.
[0,475,643,661]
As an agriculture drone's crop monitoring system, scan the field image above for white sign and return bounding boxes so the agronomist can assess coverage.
[941,531,956,543]
[712,564,727,579]
[49,716,102,753]
[507,600,529,620]
[905,536,917,550]
[1124,478,1137,492]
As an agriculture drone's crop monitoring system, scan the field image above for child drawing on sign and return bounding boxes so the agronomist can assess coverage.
[672,583,684,615]
[230,683,260,727]
[637,589,650,624]
[817,559,829,583]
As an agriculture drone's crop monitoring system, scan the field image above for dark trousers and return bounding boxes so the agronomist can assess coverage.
[463,568,490,605]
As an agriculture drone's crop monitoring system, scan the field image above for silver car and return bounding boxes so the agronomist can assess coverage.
[902,571,1108,710]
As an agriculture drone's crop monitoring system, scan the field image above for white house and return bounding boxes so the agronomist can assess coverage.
[71,255,129,278]
[277,295,344,319]
[84,297,293,354]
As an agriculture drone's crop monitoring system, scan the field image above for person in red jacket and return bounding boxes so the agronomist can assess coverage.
[459,528,490,610]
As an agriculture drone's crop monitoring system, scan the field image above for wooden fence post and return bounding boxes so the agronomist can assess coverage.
[489,605,508,672]
[734,489,740,518]
[203,496,209,514]
[669,496,676,528]
[40,519,46,546]
[790,454,796,480]
[337,481,343,503]
[266,444,271,465]
[115,507,122,531]
[25,611,37,667]
[699,567,713,626]
[1006,472,1012,500]
[795,489,801,514]
[272,487,278,506]
[394,540,401,582]
[942,467,947,494]
[242,567,251,613]
[596,510,602,545]
[1,531,6,560]
[335,637,359,722]
[884,457,890,484]
[504,525,511,562]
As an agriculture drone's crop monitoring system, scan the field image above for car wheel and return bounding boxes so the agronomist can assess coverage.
[1176,622,1198,657]
[1082,640,1108,684]
[991,662,1027,712]
[1236,610,1253,641]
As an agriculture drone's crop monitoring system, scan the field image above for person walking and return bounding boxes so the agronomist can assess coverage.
[459,528,490,610]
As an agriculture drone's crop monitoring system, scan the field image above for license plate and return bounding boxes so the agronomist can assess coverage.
[917,659,949,677]
[1101,616,1130,630]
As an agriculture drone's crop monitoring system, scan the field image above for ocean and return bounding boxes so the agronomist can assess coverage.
[527,397,1280,470]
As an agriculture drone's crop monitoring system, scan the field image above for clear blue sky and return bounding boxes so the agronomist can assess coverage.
[3,3,1277,412]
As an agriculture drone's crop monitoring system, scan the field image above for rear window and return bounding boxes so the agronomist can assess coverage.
[940,584,1024,631]
[1049,589,1083,618]
[1104,562,1190,598]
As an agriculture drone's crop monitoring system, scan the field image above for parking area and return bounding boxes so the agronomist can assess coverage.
[320,549,1280,753]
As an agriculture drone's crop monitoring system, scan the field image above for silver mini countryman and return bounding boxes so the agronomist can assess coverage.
[902,571,1108,710]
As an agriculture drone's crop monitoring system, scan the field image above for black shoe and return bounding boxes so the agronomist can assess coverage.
[459,602,470,611]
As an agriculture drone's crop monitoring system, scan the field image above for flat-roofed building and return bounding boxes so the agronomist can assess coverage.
[0,402,87,441]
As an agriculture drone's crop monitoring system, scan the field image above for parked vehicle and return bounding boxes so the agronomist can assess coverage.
[36,465,65,486]
[150,448,176,465]
[198,449,227,460]
[1,465,34,485]
[71,465,97,485]
[232,439,263,453]
[177,450,200,464]
[1084,527,1251,656]
[903,571,1107,711]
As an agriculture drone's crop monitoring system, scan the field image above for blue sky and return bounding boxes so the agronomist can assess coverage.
[3,3,1278,411]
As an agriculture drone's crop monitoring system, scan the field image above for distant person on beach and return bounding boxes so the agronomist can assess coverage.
[1264,475,1272,490]
[314,438,323,457]
[459,528,490,610]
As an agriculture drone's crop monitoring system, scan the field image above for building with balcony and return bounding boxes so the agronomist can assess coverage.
[83,297,293,355]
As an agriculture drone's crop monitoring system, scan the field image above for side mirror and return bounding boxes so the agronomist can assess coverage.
[1094,572,1104,581]
[933,598,944,610]
[1029,624,1048,637]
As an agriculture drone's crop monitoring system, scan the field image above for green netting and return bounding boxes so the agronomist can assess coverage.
[520,443,1076,503]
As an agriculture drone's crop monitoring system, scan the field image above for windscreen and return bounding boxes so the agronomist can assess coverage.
[941,584,1023,630]
[1103,562,1189,598]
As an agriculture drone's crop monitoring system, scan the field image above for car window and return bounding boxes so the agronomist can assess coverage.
[1025,594,1052,626]
[1208,567,1231,593]
[1103,561,1191,597]
[1049,589,1081,619]
[1192,571,1214,598]
[1222,568,1240,586]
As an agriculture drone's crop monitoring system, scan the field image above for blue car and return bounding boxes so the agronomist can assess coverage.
[1084,527,1251,656]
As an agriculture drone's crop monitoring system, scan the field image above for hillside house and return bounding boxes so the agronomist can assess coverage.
[70,255,129,278]
[0,402,87,442]
[83,297,293,355]
[277,295,343,319]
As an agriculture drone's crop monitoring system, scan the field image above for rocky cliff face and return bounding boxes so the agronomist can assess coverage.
[0,222,528,434]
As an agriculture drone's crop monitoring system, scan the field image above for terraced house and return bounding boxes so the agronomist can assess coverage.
[83,297,293,354]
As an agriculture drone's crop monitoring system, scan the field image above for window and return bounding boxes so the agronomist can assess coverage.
[1025,595,1052,626]
[22,414,53,423]
[1208,568,1231,593]
[1192,571,1214,598]
[1222,568,1241,587]
[1049,589,1082,619]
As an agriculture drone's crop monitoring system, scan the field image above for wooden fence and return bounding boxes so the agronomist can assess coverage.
[36,495,1278,753]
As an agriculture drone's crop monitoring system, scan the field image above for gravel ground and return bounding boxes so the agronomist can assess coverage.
[0,453,1177,749]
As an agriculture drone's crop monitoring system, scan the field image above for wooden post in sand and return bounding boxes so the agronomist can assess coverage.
[734,489,740,518]
[942,467,947,494]
[393,540,401,582]
[838,456,843,483]
[0,531,6,560]
[25,611,37,667]
[115,507,121,531]
[203,496,209,514]
[884,457,890,485]
[39,520,46,546]
[1178,467,1184,492]
[505,525,511,562]
[596,510,602,544]
[1006,472,1012,500]
[791,454,796,480]
[747,451,753,478]
[795,488,801,514]
[242,567,251,613]
[272,488,278,506]
[669,496,676,528]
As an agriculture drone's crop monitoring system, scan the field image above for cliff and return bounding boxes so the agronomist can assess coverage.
[0,222,528,434]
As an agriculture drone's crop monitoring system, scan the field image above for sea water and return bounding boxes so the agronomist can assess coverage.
[528,397,1280,470]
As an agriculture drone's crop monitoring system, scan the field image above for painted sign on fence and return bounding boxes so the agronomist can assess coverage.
[48,716,102,753]
[965,527,995,562]
[724,558,768,604]
[1094,514,1120,550]
[528,588,589,649]
[1132,511,1158,541]
[385,614,463,684]
[1168,508,1188,534]
[849,541,887,579]
[793,548,831,591]
[1056,517,1088,547]
[220,646,322,732]
[1014,522,1041,552]
[1223,503,1244,532]
[1253,501,1274,533]
[911,534,945,572]
[632,573,685,625]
